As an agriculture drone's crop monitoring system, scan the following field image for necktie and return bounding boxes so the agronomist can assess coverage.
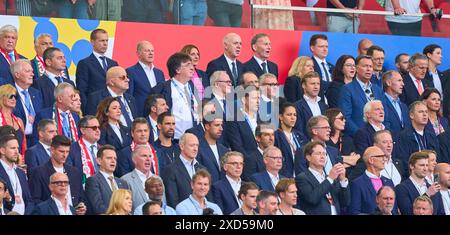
[8,52,15,62]
[100,56,108,71]
[55,76,63,84]
[89,145,98,172]
[21,90,36,117]
[261,62,267,73]
[117,96,132,127]
[365,88,374,101]
[416,79,424,95]
[108,176,118,191]
[321,62,330,82]
[231,62,238,85]
[393,99,403,125]
[222,99,227,120]
[183,85,192,105]
[193,162,200,173]
[60,112,71,138]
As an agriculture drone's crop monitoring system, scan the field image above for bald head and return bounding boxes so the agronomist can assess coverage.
[106,66,129,94]
[435,163,450,173]
[363,146,385,163]
[179,133,199,161]
[223,33,242,59]
[106,66,126,82]
[358,39,373,55]
[137,41,155,65]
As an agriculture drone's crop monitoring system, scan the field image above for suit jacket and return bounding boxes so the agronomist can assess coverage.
[325,80,345,109]
[224,110,258,158]
[353,123,377,155]
[30,57,69,81]
[67,141,100,176]
[31,198,76,215]
[243,57,278,79]
[98,124,132,153]
[85,88,138,124]
[249,171,286,192]
[196,68,210,89]
[274,129,307,178]
[206,55,243,87]
[76,53,118,111]
[33,74,75,109]
[0,163,34,214]
[348,156,407,182]
[242,149,265,181]
[25,142,50,178]
[382,94,411,134]
[400,73,434,106]
[13,86,44,138]
[431,191,447,215]
[312,57,334,92]
[116,146,134,178]
[425,117,449,136]
[212,178,240,215]
[32,107,80,145]
[127,62,165,117]
[294,97,328,138]
[162,156,205,208]
[349,173,396,215]
[196,141,229,184]
[283,76,304,103]
[338,79,384,136]
[85,172,128,214]
[295,145,340,176]
[295,169,350,215]
[28,160,85,206]
[438,130,450,164]
[120,169,149,211]
[0,52,26,84]
[395,178,431,215]
[150,79,197,111]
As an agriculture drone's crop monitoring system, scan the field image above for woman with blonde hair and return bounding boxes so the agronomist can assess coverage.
[284,56,314,103]
[106,189,133,215]
[71,89,83,118]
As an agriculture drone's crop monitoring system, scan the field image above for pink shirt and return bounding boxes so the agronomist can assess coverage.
[366,170,383,192]
[191,71,204,99]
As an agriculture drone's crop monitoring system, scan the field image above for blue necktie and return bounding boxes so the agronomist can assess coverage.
[231,62,238,86]
[60,112,71,138]
[89,145,98,173]
[8,52,15,62]
[222,99,227,120]
[55,76,63,84]
[261,62,267,73]
[21,90,35,117]
[321,62,330,82]
[117,96,132,127]
[100,56,108,71]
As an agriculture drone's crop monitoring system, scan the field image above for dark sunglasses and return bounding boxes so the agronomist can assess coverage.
[117,75,129,80]
[51,181,69,186]
[8,94,17,100]
[84,126,100,131]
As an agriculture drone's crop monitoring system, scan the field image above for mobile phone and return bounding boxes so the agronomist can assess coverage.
[433,173,439,183]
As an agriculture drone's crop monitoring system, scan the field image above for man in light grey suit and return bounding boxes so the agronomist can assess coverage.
[121,145,154,211]
[85,145,128,215]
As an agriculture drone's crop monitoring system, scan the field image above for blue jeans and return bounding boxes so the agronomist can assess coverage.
[58,0,89,19]
[173,0,207,25]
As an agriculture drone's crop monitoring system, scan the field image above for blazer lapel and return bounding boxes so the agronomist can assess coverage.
[224,180,239,205]
[362,174,377,196]
[262,172,275,191]
[131,170,147,202]
[175,158,192,185]
[136,63,152,90]
[49,199,60,215]
[301,99,313,119]
[90,54,106,76]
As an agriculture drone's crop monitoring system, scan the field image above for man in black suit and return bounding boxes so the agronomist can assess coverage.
[243,124,275,181]
[296,141,350,215]
[25,120,56,177]
[400,53,434,106]
[367,45,386,88]
[206,33,243,87]
[309,34,334,92]
[28,135,85,207]
[259,73,284,126]
[243,33,278,79]
[76,28,119,112]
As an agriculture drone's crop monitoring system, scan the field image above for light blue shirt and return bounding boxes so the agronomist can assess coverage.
[356,78,373,102]
[175,195,223,215]
[133,200,176,215]
[384,92,403,124]
[179,155,198,179]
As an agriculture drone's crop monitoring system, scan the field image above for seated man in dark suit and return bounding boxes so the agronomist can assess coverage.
[374,130,406,185]
[354,100,386,155]
[25,119,56,177]
[400,53,434,106]
[85,145,128,214]
[382,70,411,134]
[153,112,180,171]
[349,146,396,215]
[294,71,328,138]
[197,115,229,184]
[86,66,137,128]
[243,124,274,181]
[310,34,334,93]
[395,151,440,215]
[295,141,350,215]
[372,185,396,215]
[432,163,450,215]
[11,59,44,146]
[0,178,10,215]
[249,146,286,192]
[438,129,450,164]
[28,135,85,207]
[32,172,86,215]
[206,33,243,87]
[33,47,75,109]
[394,101,441,167]
[258,73,285,126]
[243,33,278,79]
[127,41,165,117]
[67,116,101,179]
[0,24,27,85]
[76,28,119,112]
[144,94,169,144]
[212,151,244,215]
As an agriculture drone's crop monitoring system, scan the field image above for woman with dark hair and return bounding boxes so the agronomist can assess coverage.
[325,108,355,156]
[420,88,449,136]
[96,97,131,152]
[283,56,314,103]
[326,55,356,108]
[181,44,209,99]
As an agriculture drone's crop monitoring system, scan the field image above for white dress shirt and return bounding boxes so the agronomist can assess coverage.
[139,61,157,88]
[100,170,117,191]
[381,158,402,186]
[267,171,280,189]
[440,189,450,215]
[303,94,322,117]
[51,196,72,215]
[409,176,428,195]
[171,79,194,139]
[226,175,242,206]
[0,159,25,215]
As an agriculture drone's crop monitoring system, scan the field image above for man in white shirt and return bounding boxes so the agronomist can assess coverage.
[354,100,385,155]
[144,94,169,143]
[25,119,56,176]
[434,163,450,215]
[373,130,404,186]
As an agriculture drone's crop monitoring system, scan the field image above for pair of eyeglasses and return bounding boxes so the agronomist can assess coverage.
[116,75,129,80]
[84,126,100,131]
[217,80,232,84]
[263,83,278,87]
[51,181,70,186]
[335,116,345,121]
[8,94,16,100]
[370,154,388,159]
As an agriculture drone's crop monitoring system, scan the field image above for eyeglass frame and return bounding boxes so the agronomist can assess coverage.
[50,180,70,186]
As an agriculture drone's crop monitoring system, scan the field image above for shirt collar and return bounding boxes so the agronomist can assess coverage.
[135,168,151,180]
[139,61,154,71]
[107,86,121,97]
[172,77,187,88]
[253,56,266,65]
[0,158,15,171]
[226,175,241,185]
[356,77,372,90]
[92,51,105,59]
[266,171,279,180]
[365,170,381,179]
[46,70,58,80]
[148,116,157,128]
[82,138,97,148]
[409,176,427,187]
[39,141,51,151]
[223,54,236,66]
[384,92,399,103]
[257,147,264,155]
[14,83,26,93]
[100,170,114,179]
[409,72,419,81]
[261,94,271,102]
[303,94,321,103]
[309,167,325,179]
[180,154,197,167]
[313,56,327,64]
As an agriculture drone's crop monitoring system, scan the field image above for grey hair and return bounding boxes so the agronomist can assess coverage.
[34,33,52,46]
[10,59,31,76]
[363,100,383,122]
[210,70,227,85]
[0,24,18,36]
[54,82,74,99]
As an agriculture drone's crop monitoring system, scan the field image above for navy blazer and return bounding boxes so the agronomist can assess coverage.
[395,178,431,215]
[400,73,434,106]
[31,198,76,215]
[295,145,340,176]
[127,62,165,117]
[431,191,446,215]
[274,129,307,178]
[0,52,26,84]
[0,164,34,214]
[312,57,334,92]
[349,173,396,215]
[98,124,132,153]
[394,125,440,167]
[33,74,75,109]
[438,130,450,164]
[382,94,411,134]
[85,88,138,122]
[13,86,44,136]
[150,79,197,110]
[294,97,328,138]
[25,142,50,177]
[295,169,350,215]
[30,57,70,81]
[338,79,384,136]
[162,156,206,208]
[206,55,244,87]
[67,141,100,175]
[224,111,258,158]
[28,160,85,206]
[284,76,304,103]
[197,142,229,184]
[353,123,377,155]
[249,171,286,192]
[325,80,345,109]
[243,57,278,79]
[212,178,240,215]
[242,149,265,181]
[85,171,128,214]
[196,68,210,89]
[76,53,118,111]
